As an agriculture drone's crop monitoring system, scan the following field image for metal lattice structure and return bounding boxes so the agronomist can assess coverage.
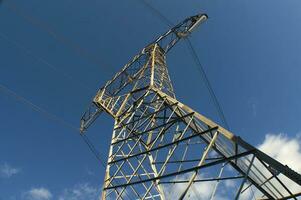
[80,14,301,200]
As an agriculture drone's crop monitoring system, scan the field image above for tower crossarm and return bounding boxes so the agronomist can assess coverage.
[148,13,208,54]
[80,13,208,133]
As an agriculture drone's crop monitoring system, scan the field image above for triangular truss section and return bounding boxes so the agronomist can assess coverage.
[80,14,301,200]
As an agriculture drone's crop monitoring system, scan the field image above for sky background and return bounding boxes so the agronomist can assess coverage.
[0,0,301,199]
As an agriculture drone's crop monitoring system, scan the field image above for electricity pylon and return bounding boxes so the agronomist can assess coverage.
[80,14,301,200]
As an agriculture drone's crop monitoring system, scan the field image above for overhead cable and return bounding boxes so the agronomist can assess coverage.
[138,0,230,130]
[3,1,111,70]
[0,83,134,198]
[0,32,93,92]
[0,83,106,167]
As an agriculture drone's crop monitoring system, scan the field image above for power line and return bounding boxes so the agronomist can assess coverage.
[81,134,107,168]
[0,29,109,169]
[0,1,115,176]
[0,83,107,165]
[0,32,93,93]
[139,0,174,27]
[0,30,108,167]
[2,1,228,198]
[0,29,108,168]
[185,39,230,130]
[3,1,111,72]
[137,0,230,130]
[0,83,134,199]
[0,83,78,131]
[3,0,230,132]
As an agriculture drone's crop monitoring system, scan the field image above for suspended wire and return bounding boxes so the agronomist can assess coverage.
[135,3,259,200]
[0,32,93,93]
[3,0,112,71]
[0,10,132,196]
[0,31,111,169]
[3,0,230,132]
[0,83,107,166]
[0,29,103,132]
[133,5,205,196]
[139,0,174,27]
[2,1,230,198]
[0,83,78,131]
[134,2,236,199]
[0,84,134,199]
[14,0,232,137]
[138,0,230,130]
[81,134,107,168]
[81,135,134,199]
[0,29,111,170]
[185,39,230,130]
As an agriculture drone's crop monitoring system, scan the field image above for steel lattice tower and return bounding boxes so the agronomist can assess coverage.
[80,14,301,200]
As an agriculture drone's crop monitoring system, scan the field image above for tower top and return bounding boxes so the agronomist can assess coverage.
[80,14,208,132]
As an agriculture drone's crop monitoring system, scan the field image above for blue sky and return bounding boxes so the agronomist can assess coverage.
[0,0,301,199]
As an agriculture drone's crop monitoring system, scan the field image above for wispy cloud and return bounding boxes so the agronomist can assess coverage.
[24,187,52,200]
[58,183,101,200]
[247,98,258,117]
[296,131,301,140]
[162,173,230,200]
[0,163,20,178]
[85,168,95,176]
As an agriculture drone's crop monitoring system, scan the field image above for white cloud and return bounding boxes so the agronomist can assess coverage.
[20,184,101,200]
[224,179,236,188]
[0,163,20,178]
[236,133,301,200]
[58,183,100,200]
[161,133,301,200]
[258,133,301,173]
[24,188,52,200]
[257,133,301,195]
[86,169,95,176]
[162,173,230,200]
